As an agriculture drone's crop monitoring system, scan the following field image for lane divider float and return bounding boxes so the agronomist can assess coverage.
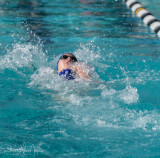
[124,0,160,36]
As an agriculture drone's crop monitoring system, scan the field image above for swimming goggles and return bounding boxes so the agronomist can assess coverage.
[60,55,77,62]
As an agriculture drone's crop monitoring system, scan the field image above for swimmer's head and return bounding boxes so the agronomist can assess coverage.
[57,53,78,72]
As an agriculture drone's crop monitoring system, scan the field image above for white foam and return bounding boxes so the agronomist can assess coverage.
[29,67,56,89]
[132,110,160,130]
[101,85,139,104]
[119,85,139,104]
[68,94,82,106]
[135,70,160,84]
[0,43,47,70]
[96,119,107,127]
[101,88,116,98]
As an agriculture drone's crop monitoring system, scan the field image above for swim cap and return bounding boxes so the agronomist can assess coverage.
[56,54,63,71]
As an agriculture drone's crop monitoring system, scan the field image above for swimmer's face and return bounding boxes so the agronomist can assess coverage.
[60,54,77,62]
[58,53,77,72]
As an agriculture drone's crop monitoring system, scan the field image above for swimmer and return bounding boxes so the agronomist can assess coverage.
[57,53,91,80]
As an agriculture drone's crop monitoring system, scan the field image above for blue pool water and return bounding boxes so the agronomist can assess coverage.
[0,0,160,157]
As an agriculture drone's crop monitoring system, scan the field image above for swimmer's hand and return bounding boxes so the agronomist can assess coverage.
[70,62,91,80]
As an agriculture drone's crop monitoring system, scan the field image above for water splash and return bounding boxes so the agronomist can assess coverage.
[101,85,139,105]
[119,85,139,104]
[0,43,47,71]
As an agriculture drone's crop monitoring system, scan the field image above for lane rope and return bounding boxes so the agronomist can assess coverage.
[124,0,160,37]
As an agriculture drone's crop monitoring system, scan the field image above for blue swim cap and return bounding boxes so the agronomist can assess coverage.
[56,54,63,71]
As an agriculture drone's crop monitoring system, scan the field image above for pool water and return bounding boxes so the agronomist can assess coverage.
[1,0,160,157]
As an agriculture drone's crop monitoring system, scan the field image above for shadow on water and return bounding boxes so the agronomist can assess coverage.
[77,0,150,39]
[16,0,149,45]
[17,0,54,46]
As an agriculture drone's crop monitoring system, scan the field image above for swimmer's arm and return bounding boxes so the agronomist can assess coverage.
[72,64,91,80]
[76,67,91,80]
